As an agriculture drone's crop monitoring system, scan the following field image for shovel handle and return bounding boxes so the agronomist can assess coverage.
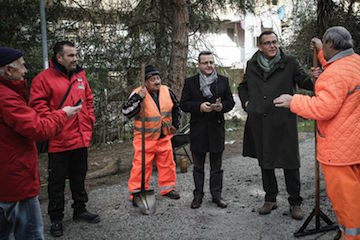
[141,64,146,192]
[312,47,320,213]
[313,48,318,68]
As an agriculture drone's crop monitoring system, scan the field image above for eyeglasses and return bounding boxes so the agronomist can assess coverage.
[262,40,278,47]
[200,61,214,65]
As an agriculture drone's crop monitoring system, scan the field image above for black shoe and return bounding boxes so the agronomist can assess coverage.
[50,220,63,238]
[73,209,100,223]
[191,198,202,209]
[164,190,180,199]
[212,198,227,208]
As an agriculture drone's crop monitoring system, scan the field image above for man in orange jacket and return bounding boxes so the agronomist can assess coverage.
[274,26,360,240]
[122,65,181,204]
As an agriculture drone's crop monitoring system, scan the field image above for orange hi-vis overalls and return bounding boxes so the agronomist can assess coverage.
[128,85,176,197]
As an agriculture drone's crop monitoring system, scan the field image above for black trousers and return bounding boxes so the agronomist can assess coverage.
[48,148,88,221]
[192,151,223,200]
[261,168,303,206]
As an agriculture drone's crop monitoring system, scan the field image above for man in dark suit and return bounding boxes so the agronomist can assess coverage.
[180,51,235,209]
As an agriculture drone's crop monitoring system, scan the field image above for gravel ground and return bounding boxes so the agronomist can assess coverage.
[41,132,338,240]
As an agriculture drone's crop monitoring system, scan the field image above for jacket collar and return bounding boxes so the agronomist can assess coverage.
[249,48,288,77]
[326,48,354,65]
[0,76,28,100]
[50,57,83,79]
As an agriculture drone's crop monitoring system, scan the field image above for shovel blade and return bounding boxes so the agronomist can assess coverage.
[133,190,156,215]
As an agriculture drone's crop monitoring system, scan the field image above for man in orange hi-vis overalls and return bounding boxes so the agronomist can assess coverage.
[274,26,360,240]
[122,65,181,205]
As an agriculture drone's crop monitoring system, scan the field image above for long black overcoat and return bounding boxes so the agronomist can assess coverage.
[238,50,314,169]
[180,74,235,153]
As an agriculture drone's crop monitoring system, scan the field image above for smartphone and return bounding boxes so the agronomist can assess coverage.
[74,98,83,106]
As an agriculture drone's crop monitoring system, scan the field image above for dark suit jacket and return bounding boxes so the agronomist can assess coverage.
[180,74,235,152]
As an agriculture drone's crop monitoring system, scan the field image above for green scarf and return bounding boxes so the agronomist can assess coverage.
[257,50,281,72]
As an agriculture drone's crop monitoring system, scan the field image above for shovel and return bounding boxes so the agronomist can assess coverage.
[132,64,156,215]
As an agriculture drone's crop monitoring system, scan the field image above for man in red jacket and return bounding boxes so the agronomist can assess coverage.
[30,41,98,238]
[0,47,81,240]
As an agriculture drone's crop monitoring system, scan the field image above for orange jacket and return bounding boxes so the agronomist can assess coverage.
[133,86,173,140]
[290,52,360,166]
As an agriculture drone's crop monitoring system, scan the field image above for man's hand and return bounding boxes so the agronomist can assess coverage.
[211,97,223,112]
[62,105,82,118]
[169,126,177,134]
[311,37,322,51]
[310,67,322,79]
[200,102,212,112]
[138,87,146,98]
[273,94,292,108]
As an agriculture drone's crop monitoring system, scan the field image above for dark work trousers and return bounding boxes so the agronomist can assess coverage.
[192,151,223,200]
[261,168,303,206]
[48,147,88,221]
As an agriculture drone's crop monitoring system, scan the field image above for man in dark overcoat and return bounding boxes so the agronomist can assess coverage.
[180,51,235,209]
[238,31,314,220]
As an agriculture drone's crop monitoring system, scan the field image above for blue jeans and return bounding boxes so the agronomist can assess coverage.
[0,196,44,240]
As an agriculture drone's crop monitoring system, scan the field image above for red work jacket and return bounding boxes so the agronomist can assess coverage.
[30,59,95,152]
[0,76,67,202]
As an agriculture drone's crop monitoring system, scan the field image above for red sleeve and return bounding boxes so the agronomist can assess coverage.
[29,72,52,117]
[2,94,67,142]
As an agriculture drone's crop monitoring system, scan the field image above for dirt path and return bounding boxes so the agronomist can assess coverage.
[40,132,338,240]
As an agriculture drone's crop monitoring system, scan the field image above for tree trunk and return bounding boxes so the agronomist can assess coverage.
[168,0,189,100]
[316,0,333,35]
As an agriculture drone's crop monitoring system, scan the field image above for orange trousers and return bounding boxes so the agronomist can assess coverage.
[128,135,176,198]
[321,163,360,240]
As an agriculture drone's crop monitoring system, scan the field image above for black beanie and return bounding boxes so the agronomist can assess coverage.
[0,47,23,67]
[145,65,159,80]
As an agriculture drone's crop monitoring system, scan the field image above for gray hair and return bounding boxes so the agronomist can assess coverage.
[323,26,353,50]
[0,60,18,78]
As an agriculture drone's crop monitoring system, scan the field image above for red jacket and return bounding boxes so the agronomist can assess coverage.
[30,59,95,152]
[0,76,67,202]
[291,51,360,166]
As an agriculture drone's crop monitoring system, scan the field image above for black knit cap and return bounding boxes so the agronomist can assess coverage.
[145,65,159,80]
[0,47,23,67]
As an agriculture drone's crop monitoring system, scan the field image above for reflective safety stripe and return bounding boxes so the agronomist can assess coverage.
[134,126,161,133]
[134,116,161,122]
[159,185,174,191]
[162,122,172,127]
[161,112,172,117]
[347,85,360,95]
[339,225,360,236]
[132,85,173,140]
